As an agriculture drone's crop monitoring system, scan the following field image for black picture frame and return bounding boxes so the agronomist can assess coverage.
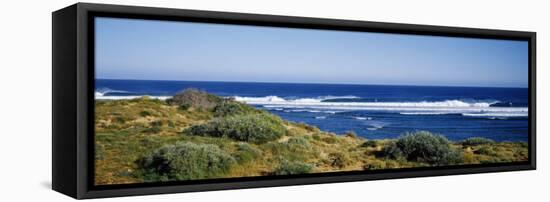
[52,2,536,199]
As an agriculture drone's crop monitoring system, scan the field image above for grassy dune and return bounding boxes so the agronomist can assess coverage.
[94,89,528,185]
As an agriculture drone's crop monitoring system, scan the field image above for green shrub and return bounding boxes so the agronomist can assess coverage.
[361,140,378,148]
[166,88,223,110]
[184,113,286,144]
[272,160,313,175]
[383,131,462,165]
[151,120,163,127]
[321,136,338,144]
[264,139,314,162]
[143,126,161,134]
[286,137,311,150]
[296,122,320,132]
[460,137,496,146]
[233,143,260,163]
[474,145,497,156]
[381,142,405,160]
[136,142,235,181]
[178,104,191,111]
[213,101,258,117]
[312,133,321,141]
[139,110,152,117]
[167,120,176,128]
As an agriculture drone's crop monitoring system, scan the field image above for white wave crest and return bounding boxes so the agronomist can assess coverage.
[95,95,170,100]
[235,96,498,108]
[95,88,171,100]
[233,95,286,103]
[95,88,131,97]
[462,112,528,117]
[233,96,528,116]
[233,95,359,104]
[400,112,456,115]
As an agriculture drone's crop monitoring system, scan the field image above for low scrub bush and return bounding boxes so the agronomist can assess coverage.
[114,116,128,124]
[213,101,258,117]
[151,120,163,127]
[264,139,314,162]
[295,122,320,132]
[178,104,191,111]
[143,126,161,134]
[312,133,321,141]
[136,142,235,181]
[139,110,152,117]
[361,140,378,148]
[233,143,260,163]
[286,137,311,150]
[474,145,497,156]
[272,160,313,175]
[382,131,462,165]
[381,142,405,160]
[321,135,339,144]
[166,88,223,110]
[184,113,286,144]
[460,137,495,146]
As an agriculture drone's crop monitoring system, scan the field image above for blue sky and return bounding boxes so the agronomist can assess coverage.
[95,17,528,88]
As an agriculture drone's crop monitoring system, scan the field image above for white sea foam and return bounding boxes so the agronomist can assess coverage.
[94,92,528,118]
[95,88,171,100]
[284,109,325,113]
[95,95,171,100]
[367,124,384,131]
[234,96,498,108]
[354,117,371,120]
[317,95,361,100]
[366,122,386,130]
[233,95,287,103]
[95,88,131,97]
[323,111,342,114]
[400,112,456,115]
[233,96,528,117]
[233,95,359,104]
[315,116,327,119]
[461,112,528,117]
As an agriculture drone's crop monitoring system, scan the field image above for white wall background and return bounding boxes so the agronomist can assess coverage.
[0,0,547,201]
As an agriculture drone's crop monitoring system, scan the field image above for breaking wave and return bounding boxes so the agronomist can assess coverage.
[95,88,170,100]
[232,95,528,118]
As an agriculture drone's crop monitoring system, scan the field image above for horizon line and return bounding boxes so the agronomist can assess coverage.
[95,77,528,89]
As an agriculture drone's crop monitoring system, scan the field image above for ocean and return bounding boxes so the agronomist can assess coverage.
[96,79,529,142]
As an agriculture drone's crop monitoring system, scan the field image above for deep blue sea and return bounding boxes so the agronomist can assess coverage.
[96,79,529,142]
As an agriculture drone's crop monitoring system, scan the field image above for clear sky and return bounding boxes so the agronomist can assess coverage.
[95,17,528,88]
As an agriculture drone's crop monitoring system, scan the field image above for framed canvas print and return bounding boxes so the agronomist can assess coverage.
[52,3,536,199]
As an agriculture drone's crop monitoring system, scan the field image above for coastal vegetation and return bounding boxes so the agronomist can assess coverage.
[94,89,528,185]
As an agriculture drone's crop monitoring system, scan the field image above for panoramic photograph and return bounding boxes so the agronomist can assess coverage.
[94,17,529,185]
